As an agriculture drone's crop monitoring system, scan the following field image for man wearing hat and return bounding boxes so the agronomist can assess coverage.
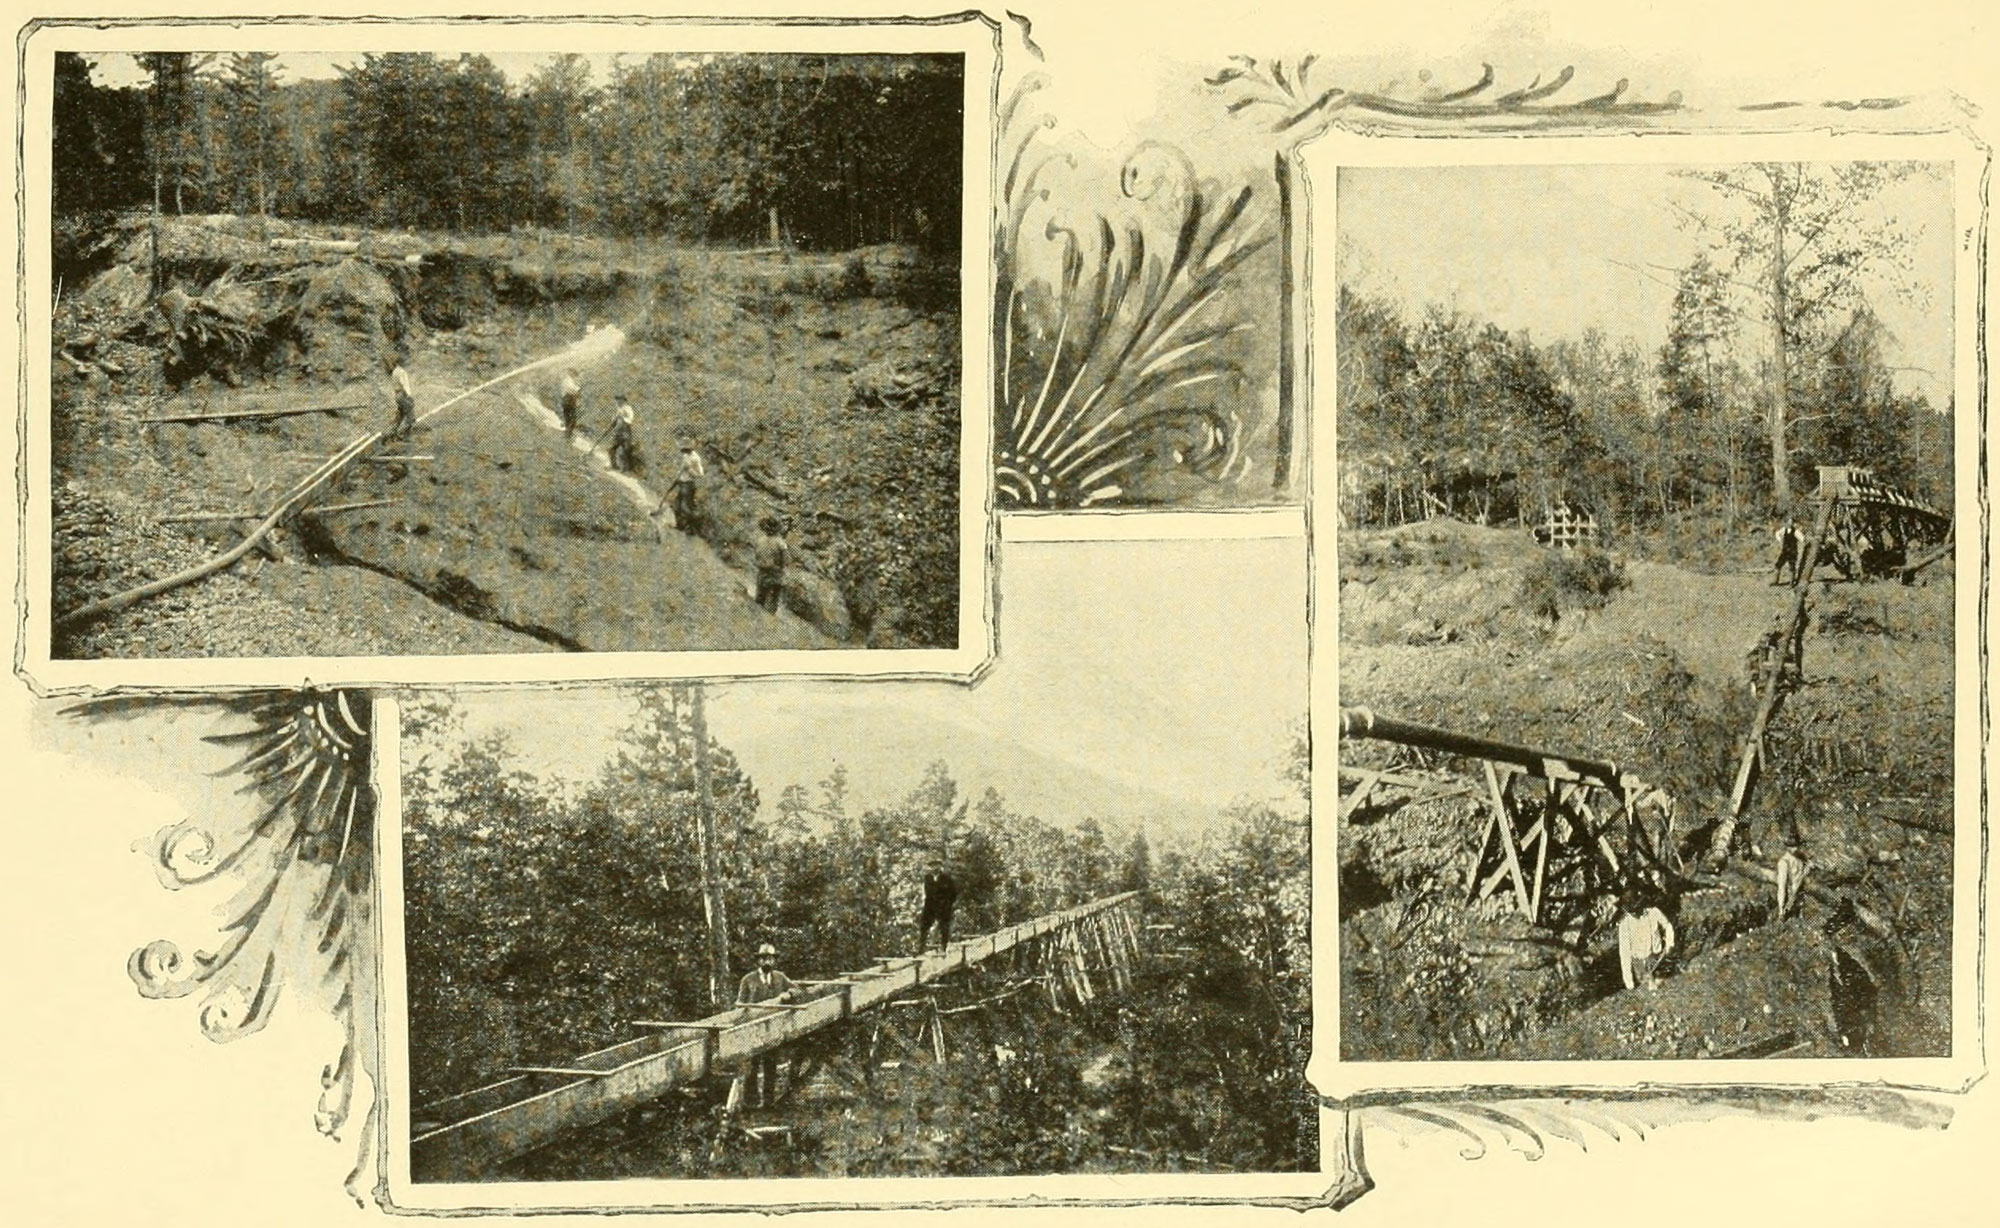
[735,942,794,1107]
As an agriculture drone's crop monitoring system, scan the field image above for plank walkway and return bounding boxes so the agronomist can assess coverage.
[410,890,1142,1182]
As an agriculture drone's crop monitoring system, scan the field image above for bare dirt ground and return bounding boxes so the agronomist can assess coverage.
[1338,517,1956,1062]
[51,228,958,658]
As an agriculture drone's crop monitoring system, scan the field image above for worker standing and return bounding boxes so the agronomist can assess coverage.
[751,516,789,613]
[735,942,794,1109]
[1616,894,1676,992]
[671,437,705,535]
[918,863,959,951]
[559,368,582,441]
[1771,519,1800,586]
[606,398,636,474]
[385,351,417,440]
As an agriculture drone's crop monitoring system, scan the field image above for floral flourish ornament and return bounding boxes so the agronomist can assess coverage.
[996,75,1274,508]
[88,689,379,1201]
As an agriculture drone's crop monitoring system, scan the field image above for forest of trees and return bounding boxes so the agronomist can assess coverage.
[400,691,1314,1175]
[1337,162,1954,533]
[53,51,963,251]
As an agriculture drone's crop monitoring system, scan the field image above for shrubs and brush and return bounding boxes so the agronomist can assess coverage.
[1517,546,1629,625]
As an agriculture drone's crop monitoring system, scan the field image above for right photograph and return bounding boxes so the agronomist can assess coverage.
[1333,156,1962,1063]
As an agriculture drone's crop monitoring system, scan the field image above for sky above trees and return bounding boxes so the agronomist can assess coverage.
[429,537,1308,829]
[1337,162,1955,406]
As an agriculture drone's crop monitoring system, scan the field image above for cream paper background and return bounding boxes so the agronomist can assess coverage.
[5,1,1996,1225]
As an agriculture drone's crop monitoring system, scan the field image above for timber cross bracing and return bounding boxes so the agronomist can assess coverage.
[409,890,1143,1182]
[1338,708,1679,929]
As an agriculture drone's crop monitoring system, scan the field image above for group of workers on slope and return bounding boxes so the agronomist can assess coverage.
[382,357,792,617]
[561,368,791,616]
[731,866,960,1109]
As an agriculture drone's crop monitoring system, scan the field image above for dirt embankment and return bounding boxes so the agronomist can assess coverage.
[1338,517,1955,1062]
[52,215,960,657]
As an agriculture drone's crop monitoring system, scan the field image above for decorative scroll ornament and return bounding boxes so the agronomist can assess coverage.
[996,75,1273,508]
[1210,55,1683,137]
[87,689,378,1202]
[1321,1086,1951,1207]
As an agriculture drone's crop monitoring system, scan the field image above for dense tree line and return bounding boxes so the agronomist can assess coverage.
[1337,283,1952,532]
[1339,161,1953,532]
[52,51,962,252]
[400,693,1311,1174]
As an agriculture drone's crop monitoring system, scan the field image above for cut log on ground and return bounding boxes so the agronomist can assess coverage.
[141,402,363,425]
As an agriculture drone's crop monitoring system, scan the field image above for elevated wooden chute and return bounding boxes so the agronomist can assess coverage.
[1708,465,1952,865]
[1811,465,1952,581]
[410,890,1144,1182]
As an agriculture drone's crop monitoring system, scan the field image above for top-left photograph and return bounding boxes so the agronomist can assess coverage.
[21,18,996,689]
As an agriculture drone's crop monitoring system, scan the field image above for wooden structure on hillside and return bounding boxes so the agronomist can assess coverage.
[1532,501,1598,549]
[1338,708,1679,930]
[1810,465,1951,581]
[410,891,1143,1182]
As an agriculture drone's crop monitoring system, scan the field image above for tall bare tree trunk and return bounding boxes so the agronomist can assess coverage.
[148,73,164,296]
[1768,181,1792,509]
[688,684,732,1009]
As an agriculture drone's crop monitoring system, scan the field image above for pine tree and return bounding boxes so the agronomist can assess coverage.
[221,52,283,218]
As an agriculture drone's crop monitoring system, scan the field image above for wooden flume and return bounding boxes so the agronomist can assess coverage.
[1338,706,1677,928]
[409,890,1143,1182]
[1340,464,1954,921]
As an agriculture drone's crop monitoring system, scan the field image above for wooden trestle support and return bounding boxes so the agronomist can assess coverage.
[410,890,1144,1181]
[1338,709,1680,931]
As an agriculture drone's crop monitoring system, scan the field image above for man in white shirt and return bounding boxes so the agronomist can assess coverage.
[671,437,705,535]
[385,352,416,440]
[1617,895,1676,991]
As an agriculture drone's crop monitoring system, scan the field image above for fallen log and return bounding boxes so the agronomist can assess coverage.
[141,402,363,425]
[268,237,362,254]
[1863,808,1952,837]
[284,452,433,463]
[1709,1030,1800,1060]
[739,467,791,501]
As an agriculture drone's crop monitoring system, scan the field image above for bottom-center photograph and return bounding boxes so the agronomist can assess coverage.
[394,537,1312,1186]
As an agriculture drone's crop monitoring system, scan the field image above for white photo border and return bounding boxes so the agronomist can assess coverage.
[17,14,1001,691]
[1305,126,1990,1100]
